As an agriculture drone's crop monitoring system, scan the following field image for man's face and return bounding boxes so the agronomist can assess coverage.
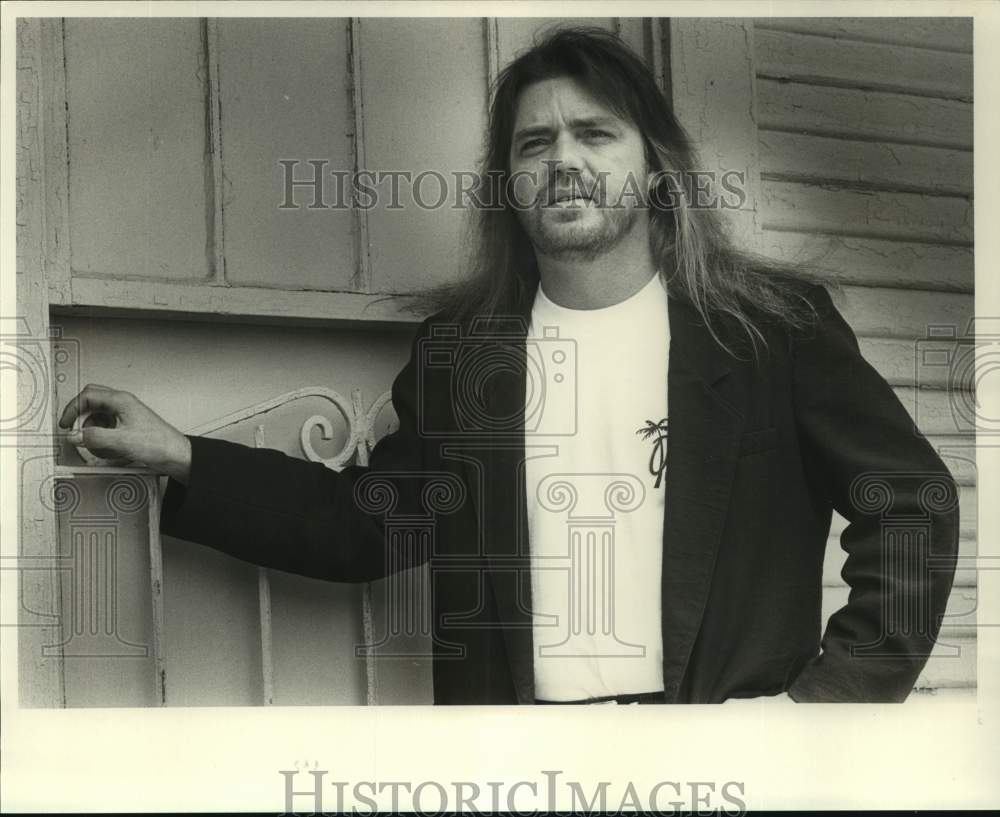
[508,77,650,260]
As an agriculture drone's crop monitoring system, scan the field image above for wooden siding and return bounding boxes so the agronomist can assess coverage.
[753,17,973,53]
[754,27,972,100]
[756,79,972,150]
[757,19,976,696]
[759,231,972,292]
[758,131,972,196]
[672,17,976,697]
[42,17,657,325]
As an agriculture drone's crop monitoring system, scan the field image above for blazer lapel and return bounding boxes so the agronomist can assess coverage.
[660,296,745,702]
[480,311,536,704]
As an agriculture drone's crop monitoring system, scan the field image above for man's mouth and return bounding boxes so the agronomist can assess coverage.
[544,193,593,206]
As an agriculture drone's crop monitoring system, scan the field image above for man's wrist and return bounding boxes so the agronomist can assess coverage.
[161,434,192,486]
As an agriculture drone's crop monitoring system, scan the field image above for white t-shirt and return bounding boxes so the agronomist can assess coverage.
[525,273,670,701]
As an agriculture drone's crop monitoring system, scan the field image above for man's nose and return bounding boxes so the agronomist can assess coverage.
[548,132,584,173]
[541,135,587,202]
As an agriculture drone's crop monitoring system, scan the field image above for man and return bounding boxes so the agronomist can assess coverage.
[59,27,959,704]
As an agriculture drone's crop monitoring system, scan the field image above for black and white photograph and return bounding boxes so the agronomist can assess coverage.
[3,1,998,813]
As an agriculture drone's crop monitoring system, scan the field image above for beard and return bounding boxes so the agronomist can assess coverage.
[515,199,642,262]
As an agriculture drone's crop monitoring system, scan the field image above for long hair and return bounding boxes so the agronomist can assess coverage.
[405,25,825,361]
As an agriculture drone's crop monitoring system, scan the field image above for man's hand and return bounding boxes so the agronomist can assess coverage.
[58,384,191,485]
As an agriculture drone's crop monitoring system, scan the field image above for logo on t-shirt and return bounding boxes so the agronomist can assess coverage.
[636,418,669,488]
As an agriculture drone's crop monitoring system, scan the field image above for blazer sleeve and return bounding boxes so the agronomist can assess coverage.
[787,284,960,702]
[159,317,434,584]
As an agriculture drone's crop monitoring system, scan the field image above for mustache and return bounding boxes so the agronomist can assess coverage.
[540,177,603,206]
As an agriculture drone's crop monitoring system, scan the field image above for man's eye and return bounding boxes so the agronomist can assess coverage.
[583,129,613,141]
[520,138,546,153]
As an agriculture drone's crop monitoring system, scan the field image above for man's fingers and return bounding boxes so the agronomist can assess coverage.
[74,425,126,458]
[58,385,128,429]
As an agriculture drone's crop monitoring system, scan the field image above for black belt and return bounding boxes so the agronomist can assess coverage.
[535,690,665,705]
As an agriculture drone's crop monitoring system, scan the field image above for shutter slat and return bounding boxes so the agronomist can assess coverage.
[760,231,972,292]
[761,180,973,245]
[892,387,974,436]
[834,286,972,340]
[756,28,972,100]
[757,79,971,149]
[759,130,971,196]
[754,18,972,54]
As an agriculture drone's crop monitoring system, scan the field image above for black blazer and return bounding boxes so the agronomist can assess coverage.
[160,281,960,704]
